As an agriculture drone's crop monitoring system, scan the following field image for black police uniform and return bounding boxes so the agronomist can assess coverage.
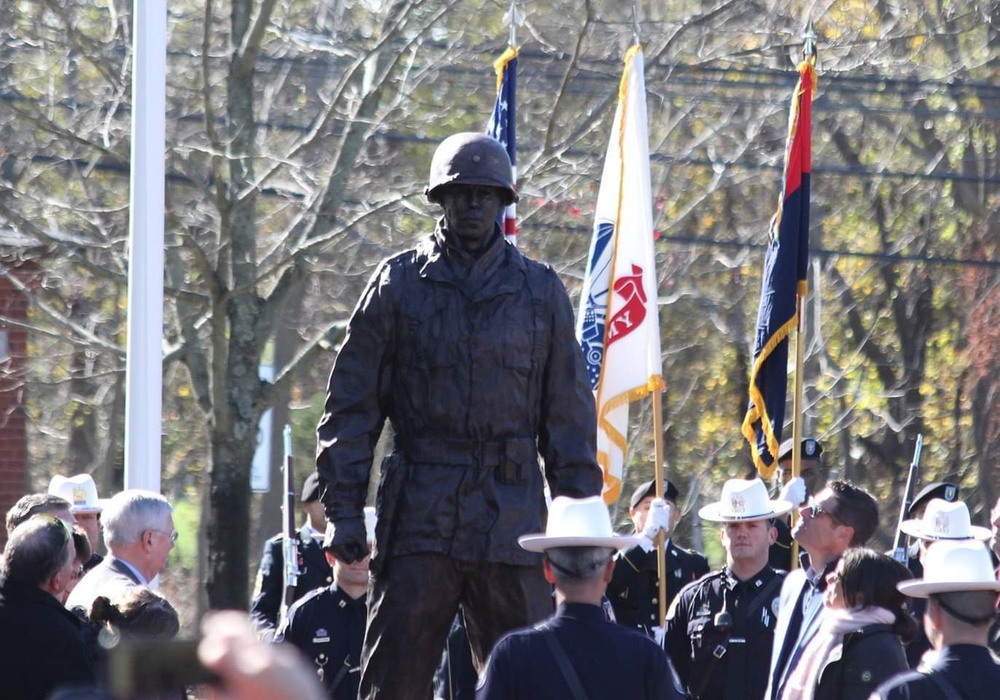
[873,644,1000,699]
[476,602,684,699]
[607,539,709,635]
[767,518,794,572]
[663,566,785,700]
[274,583,367,700]
[250,524,332,639]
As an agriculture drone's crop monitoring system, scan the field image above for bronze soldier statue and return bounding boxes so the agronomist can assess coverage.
[316,132,602,699]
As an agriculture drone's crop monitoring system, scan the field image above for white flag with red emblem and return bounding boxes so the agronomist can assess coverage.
[576,45,664,505]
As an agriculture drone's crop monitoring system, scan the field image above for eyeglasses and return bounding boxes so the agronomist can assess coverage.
[148,529,179,544]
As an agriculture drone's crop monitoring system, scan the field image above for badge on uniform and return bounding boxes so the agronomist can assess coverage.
[312,628,331,644]
[944,485,957,501]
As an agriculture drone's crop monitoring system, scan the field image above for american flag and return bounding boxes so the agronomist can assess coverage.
[486,47,518,245]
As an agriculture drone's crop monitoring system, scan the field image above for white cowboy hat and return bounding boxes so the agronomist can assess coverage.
[898,539,1000,597]
[48,474,102,513]
[518,496,641,553]
[698,478,793,522]
[899,499,992,542]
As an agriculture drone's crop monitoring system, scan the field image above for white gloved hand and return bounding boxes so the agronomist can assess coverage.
[651,625,665,646]
[779,476,807,506]
[638,498,673,552]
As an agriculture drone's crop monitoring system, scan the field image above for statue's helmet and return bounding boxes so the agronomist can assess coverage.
[425,133,517,206]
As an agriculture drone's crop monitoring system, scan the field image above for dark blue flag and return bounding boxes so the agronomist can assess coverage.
[742,59,816,478]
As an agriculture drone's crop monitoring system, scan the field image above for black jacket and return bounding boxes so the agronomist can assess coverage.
[477,602,684,699]
[250,524,332,638]
[813,623,908,700]
[317,226,602,567]
[873,644,1000,699]
[607,539,709,635]
[0,579,96,699]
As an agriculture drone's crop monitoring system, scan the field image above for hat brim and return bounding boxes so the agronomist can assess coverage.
[898,520,993,542]
[898,579,1000,598]
[698,499,793,522]
[70,506,102,514]
[518,534,641,553]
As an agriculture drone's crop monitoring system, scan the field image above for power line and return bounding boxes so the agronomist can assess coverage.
[654,234,1000,270]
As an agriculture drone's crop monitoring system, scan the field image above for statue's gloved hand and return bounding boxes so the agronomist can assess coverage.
[323,518,367,564]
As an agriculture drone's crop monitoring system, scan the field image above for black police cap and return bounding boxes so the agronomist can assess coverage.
[629,479,679,511]
[300,472,322,504]
[907,482,959,517]
[777,437,823,463]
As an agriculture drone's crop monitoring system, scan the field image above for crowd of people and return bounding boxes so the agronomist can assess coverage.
[1,132,999,699]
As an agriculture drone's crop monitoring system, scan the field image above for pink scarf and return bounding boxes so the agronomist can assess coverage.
[780,606,895,700]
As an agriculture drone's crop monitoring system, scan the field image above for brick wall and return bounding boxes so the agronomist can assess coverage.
[0,264,34,547]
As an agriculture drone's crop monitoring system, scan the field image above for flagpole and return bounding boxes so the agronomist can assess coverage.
[653,389,667,628]
[628,0,667,628]
[124,0,166,493]
[789,24,816,570]
[790,296,805,568]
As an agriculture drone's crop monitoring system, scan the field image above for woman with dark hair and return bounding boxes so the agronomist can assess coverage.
[781,548,915,700]
[89,587,180,643]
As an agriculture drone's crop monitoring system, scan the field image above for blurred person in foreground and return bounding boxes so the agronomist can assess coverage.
[0,515,95,698]
[663,478,790,700]
[873,539,1000,699]
[200,610,326,700]
[316,132,602,699]
[476,495,684,699]
[50,473,106,571]
[67,489,175,614]
[781,548,913,699]
[607,478,709,638]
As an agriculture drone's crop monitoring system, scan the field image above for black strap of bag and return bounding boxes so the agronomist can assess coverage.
[924,671,964,700]
[537,624,590,700]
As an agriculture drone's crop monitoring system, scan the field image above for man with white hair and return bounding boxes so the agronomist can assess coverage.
[873,539,1000,698]
[476,496,683,699]
[66,489,175,614]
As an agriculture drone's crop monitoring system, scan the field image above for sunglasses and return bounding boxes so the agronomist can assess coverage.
[804,502,842,524]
